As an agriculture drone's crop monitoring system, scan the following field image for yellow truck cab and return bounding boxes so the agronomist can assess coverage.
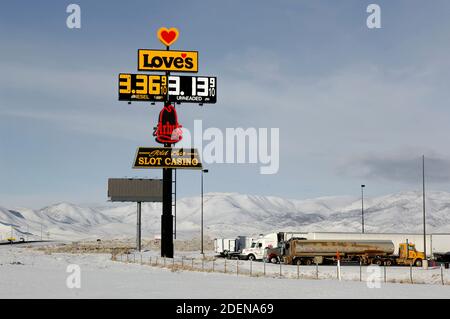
[397,243,425,267]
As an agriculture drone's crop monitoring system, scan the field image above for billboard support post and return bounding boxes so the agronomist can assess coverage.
[137,201,141,251]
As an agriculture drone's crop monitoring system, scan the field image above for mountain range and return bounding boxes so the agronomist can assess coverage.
[1,191,450,241]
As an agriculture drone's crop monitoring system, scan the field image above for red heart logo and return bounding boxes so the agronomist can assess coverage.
[181,53,187,58]
[157,27,179,47]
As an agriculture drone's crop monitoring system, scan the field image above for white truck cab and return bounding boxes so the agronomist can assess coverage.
[240,233,278,260]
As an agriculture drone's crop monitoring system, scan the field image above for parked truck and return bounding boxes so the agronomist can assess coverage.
[240,232,306,260]
[214,236,253,258]
[281,238,426,267]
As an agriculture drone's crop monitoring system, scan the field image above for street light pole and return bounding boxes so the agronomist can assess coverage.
[361,184,366,234]
[422,155,427,264]
[201,169,209,255]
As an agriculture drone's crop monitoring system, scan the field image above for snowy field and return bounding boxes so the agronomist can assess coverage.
[1,245,450,299]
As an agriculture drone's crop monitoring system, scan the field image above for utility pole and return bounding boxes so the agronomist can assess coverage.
[136,201,142,251]
[201,169,208,255]
[361,184,366,234]
[422,155,427,265]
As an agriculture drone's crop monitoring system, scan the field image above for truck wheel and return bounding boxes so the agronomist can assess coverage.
[305,259,313,266]
[248,254,256,261]
[415,259,423,267]
[374,259,383,266]
[270,257,278,264]
[384,259,393,266]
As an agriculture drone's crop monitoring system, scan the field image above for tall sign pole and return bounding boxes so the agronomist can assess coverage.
[118,27,216,257]
[161,40,173,258]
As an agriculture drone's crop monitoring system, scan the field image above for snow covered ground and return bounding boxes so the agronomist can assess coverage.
[1,246,450,299]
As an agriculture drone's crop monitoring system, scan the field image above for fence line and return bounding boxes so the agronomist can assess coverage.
[112,253,449,286]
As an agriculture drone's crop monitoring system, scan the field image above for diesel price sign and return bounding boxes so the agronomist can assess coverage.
[118,74,217,103]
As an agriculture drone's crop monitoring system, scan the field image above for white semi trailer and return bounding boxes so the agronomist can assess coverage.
[214,236,253,257]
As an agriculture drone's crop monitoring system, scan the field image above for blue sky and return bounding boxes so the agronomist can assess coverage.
[2,1,450,208]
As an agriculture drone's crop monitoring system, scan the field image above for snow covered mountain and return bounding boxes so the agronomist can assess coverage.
[1,191,450,241]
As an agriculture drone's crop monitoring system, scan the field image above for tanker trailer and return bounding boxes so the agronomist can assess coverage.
[282,238,395,265]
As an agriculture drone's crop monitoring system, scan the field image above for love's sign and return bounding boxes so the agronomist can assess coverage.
[138,49,198,72]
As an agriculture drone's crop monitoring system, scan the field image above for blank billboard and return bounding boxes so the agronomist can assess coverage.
[108,178,163,202]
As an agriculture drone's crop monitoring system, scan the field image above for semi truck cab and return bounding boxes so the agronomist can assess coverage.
[396,243,425,267]
[240,235,278,260]
[241,240,265,260]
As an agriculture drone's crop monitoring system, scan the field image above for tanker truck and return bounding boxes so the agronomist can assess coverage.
[281,238,425,267]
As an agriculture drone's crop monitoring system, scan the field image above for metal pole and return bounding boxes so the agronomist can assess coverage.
[263,259,266,276]
[316,262,319,279]
[162,165,174,258]
[361,185,365,234]
[359,260,362,282]
[337,260,341,281]
[137,202,142,252]
[161,44,174,258]
[410,264,413,284]
[174,169,177,239]
[422,155,427,262]
[201,170,204,255]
